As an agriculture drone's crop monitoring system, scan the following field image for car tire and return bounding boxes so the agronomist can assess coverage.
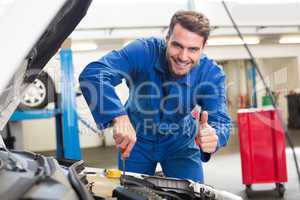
[18,71,56,110]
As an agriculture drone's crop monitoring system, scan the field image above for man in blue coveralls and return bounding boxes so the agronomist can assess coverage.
[79,10,231,183]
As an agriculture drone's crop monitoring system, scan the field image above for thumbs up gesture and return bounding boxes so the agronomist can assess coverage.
[195,111,219,153]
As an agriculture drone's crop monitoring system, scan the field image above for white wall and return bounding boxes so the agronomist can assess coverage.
[222,60,247,121]
[214,47,300,124]
[204,44,300,60]
[255,57,299,122]
[22,118,56,151]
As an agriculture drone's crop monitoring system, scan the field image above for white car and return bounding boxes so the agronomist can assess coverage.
[0,1,94,199]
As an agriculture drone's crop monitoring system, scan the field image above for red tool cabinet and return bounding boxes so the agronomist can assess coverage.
[237,108,288,197]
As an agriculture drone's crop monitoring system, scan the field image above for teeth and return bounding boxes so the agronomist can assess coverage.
[172,57,189,68]
[176,61,187,67]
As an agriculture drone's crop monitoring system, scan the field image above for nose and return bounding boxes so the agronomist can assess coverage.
[178,49,188,62]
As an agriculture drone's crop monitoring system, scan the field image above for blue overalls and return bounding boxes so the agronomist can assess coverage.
[79,37,231,182]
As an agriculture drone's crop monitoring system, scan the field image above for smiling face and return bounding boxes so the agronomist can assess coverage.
[166,23,205,78]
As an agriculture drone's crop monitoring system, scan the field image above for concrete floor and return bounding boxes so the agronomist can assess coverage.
[201,129,300,200]
[42,128,300,199]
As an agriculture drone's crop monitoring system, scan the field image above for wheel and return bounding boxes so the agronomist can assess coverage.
[18,71,55,110]
[245,184,252,198]
[276,183,285,198]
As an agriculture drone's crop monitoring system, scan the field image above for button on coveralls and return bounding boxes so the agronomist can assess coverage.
[79,37,231,182]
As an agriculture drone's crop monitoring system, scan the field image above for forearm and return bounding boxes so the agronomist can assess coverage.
[79,62,126,129]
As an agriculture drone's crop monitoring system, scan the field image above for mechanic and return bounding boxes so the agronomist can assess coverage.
[79,10,231,183]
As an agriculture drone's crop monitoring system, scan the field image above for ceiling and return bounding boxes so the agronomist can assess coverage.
[67,0,300,51]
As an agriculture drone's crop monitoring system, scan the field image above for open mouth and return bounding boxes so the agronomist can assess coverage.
[173,58,191,70]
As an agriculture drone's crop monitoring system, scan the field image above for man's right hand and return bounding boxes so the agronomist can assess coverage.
[112,115,136,159]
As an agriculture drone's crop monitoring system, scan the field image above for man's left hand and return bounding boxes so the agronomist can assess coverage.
[196,111,218,153]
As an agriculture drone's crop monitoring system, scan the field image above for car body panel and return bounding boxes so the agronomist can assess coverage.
[0,0,92,130]
[0,0,64,130]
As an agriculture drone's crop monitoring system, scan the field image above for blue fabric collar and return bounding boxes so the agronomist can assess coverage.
[154,54,168,74]
[177,65,199,87]
[154,41,168,74]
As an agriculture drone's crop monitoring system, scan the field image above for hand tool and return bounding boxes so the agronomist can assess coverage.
[195,134,201,147]
[121,147,126,186]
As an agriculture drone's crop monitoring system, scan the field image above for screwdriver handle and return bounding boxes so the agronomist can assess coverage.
[195,135,201,146]
[121,147,126,158]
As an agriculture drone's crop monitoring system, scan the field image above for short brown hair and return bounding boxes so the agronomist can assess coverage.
[167,10,210,44]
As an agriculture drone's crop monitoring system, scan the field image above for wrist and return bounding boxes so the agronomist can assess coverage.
[112,114,128,124]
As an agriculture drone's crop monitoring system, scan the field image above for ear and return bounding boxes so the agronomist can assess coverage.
[202,39,207,49]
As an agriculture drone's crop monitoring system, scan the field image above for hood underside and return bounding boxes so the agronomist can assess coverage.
[0,0,92,131]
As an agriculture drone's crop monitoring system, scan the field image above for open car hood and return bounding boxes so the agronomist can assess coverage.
[0,0,92,132]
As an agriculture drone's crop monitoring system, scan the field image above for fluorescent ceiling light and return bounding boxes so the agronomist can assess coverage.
[279,36,300,44]
[207,36,259,46]
[71,42,98,51]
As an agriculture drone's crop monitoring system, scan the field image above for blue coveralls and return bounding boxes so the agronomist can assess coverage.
[79,37,231,183]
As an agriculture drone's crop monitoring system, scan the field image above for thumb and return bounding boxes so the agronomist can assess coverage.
[200,111,208,126]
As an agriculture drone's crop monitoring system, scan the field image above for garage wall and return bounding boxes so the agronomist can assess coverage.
[222,60,247,122]
[218,57,300,124]
[21,106,104,152]
[22,118,56,151]
[255,57,299,122]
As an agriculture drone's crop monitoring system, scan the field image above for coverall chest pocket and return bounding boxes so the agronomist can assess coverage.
[130,81,161,117]
[160,83,196,122]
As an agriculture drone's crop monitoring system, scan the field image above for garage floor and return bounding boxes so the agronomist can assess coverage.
[42,128,300,200]
[200,129,300,200]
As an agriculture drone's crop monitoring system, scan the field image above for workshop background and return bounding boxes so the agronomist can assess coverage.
[1,0,300,199]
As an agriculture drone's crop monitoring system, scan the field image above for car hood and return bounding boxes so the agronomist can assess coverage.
[0,0,92,132]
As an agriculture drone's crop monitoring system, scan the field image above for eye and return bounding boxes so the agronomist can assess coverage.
[189,48,198,53]
[171,42,182,49]
[173,44,180,48]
